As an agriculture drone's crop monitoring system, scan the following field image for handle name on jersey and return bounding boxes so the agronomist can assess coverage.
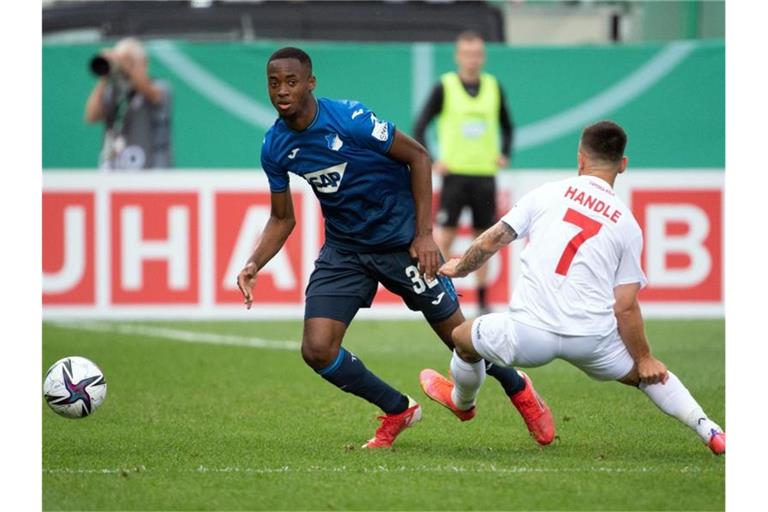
[564,185,622,224]
[555,208,603,276]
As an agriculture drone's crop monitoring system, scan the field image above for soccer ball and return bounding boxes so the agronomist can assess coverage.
[43,356,107,418]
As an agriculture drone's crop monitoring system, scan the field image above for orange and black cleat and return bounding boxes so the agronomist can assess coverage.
[419,368,477,422]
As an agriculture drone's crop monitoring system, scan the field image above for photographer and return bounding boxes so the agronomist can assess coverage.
[84,37,173,170]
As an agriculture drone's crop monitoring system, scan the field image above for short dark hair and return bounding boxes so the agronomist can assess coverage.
[456,30,484,43]
[268,47,313,74]
[580,121,627,163]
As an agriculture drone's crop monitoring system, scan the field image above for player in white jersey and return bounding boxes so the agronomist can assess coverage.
[419,121,725,455]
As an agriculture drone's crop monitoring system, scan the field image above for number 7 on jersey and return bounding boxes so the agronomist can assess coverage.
[555,208,603,276]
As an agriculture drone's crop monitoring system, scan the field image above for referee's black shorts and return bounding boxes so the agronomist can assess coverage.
[436,174,497,230]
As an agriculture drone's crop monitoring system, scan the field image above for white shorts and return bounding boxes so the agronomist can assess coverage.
[471,312,635,381]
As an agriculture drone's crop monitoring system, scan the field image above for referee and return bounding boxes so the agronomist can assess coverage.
[413,30,514,314]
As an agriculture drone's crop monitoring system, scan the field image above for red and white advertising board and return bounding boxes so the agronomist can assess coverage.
[43,170,723,319]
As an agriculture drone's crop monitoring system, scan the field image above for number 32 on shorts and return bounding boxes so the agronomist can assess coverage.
[405,265,439,294]
[556,208,603,276]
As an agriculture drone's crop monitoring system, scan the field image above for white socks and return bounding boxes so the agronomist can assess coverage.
[639,371,723,443]
[450,350,486,410]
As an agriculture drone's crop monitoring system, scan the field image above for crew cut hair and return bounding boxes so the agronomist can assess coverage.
[580,121,627,163]
[456,30,484,43]
[268,47,313,74]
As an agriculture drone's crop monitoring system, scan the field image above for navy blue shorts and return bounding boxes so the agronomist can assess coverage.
[305,245,460,325]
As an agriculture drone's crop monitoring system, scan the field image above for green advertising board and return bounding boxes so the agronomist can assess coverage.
[43,39,723,170]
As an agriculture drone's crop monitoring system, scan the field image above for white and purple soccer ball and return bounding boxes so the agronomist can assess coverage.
[43,356,107,419]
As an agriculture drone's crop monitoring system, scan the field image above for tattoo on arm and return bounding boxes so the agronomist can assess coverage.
[491,221,518,246]
[455,222,518,275]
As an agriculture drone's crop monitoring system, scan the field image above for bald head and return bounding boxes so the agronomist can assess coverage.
[114,37,147,65]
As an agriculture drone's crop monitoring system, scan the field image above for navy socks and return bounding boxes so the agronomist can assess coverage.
[315,348,521,411]
[317,348,409,415]
[485,361,526,396]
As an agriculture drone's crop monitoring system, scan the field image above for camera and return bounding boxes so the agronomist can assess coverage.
[89,54,132,100]
[89,54,115,77]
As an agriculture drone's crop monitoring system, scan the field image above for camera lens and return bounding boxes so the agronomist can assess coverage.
[90,55,111,77]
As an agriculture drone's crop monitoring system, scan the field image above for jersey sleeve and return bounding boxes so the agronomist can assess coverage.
[343,102,396,154]
[614,233,648,288]
[260,139,289,193]
[500,186,541,239]
[412,83,443,149]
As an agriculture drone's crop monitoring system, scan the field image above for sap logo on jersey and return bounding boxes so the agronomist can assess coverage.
[304,163,348,193]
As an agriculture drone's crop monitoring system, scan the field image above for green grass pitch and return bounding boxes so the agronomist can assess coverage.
[42,319,724,510]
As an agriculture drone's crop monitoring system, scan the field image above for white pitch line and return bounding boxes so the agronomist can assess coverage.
[47,321,300,351]
[45,321,434,354]
[43,464,716,475]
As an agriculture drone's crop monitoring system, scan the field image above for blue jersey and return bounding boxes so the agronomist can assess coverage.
[261,97,415,253]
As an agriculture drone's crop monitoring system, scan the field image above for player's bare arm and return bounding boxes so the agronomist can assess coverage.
[237,190,296,309]
[614,283,669,385]
[387,129,440,280]
[440,221,517,278]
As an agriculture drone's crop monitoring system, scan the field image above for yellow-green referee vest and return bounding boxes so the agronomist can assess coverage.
[437,72,501,176]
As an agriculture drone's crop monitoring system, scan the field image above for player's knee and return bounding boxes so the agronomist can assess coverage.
[452,321,478,361]
[300,336,338,370]
[451,320,471,345]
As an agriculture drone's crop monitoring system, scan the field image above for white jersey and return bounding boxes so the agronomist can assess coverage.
[501,175,647,336]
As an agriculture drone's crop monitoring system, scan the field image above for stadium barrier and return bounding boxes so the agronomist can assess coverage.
[43,170,723,319]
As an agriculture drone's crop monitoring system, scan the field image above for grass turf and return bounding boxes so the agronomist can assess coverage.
[42,319,725,510]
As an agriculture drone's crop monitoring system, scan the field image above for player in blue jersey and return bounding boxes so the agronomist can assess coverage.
[237,47,554,448]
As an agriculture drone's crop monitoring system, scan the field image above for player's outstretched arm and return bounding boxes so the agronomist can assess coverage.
[236,190,296,309]
[388,130,440,280]
[614,283,668,385]
[440,221,517,278]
